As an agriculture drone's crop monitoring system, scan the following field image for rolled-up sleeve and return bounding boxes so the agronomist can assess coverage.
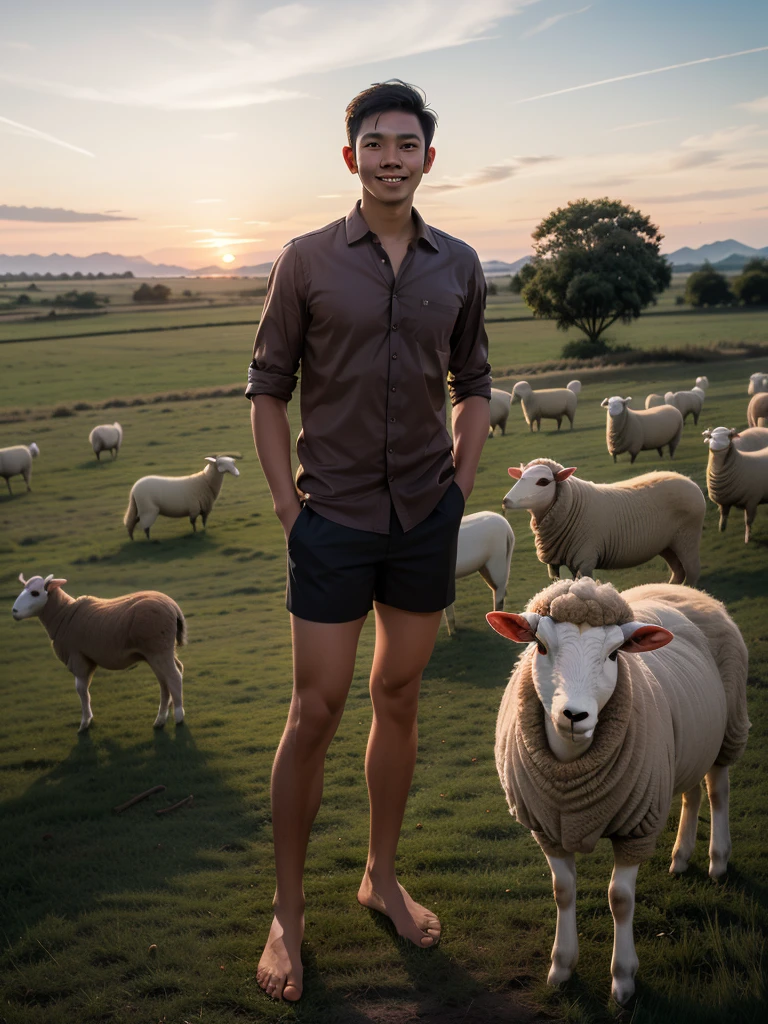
[245,242,308,402]
[447,254,492,406]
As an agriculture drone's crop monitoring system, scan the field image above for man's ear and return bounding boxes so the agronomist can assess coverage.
[487,612,539,643]
[423,146,436,174]
[619,623,674,653]
[342,145,357,174]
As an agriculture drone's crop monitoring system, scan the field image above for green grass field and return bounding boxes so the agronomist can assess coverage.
[1,314,767,1024]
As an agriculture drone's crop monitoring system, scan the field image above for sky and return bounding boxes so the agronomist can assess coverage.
[1,0,767,268]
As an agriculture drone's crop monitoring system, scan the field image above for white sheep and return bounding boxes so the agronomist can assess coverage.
[664,376,709,425]
[124,455,241,539]
[512,380,581,432]
[703,427,768,542]
[644,393,665,409]
[12,573,187,732]
[89,422,123,460]
[444,511,515,634]
[729,426,768,452]
[747,392,768,428]
[488,388,513,437]
[0,442,39,495]
[489,577,749,1004]
[503,459,704,584]
[747,371,768,396]
[602,396,683,463]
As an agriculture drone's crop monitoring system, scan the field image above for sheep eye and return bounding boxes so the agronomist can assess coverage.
[537,642,548,656]
[31,590,40,597]
[535,478,550,487]
[608,650,618,661]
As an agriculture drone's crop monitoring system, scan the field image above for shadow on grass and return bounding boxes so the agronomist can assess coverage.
[426,624,519,692]
[0,725,258,933]
[74,531,219,565]
[698,568,768,603]
[74,458,119,470]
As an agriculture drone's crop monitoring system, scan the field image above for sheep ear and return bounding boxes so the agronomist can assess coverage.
[554,467,576,482]
[508,466,523,479]
[729,429,740,438]
[18,572,27,585]
[205,456,217,463]
[44,577,67,591]
[600,398,609,407]
[623,397,632,406]
[702,429,712,438]
[619,622,674,653]
[487,611,539,643]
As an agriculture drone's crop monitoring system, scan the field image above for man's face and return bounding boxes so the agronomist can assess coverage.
[343,110,435,205]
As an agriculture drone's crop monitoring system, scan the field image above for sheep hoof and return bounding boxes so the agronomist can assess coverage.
[709,853,730,880]
[669,854,689,875]
[153,717,167,730]
[174,708,185,725]
[78,716,93,733]
[547,962,573,986]
[611,975,636,1006]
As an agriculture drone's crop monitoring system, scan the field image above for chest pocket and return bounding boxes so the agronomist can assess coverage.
[404,297,462,351]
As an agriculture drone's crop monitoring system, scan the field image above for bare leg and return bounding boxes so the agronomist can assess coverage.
[75,674,93,732]
[257,615,366,1002]
[358,603,442,947]
[705,765,731,879]
[544,852,578,985]
[670,782,702,873]
[608,857,640,1005]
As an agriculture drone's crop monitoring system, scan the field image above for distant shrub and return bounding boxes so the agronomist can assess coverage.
[487,281,498,295]
[733,258,768,306]
[51,405,75,418]
[133,283,171,303]
[73,401,93,411]
[685,263,734,307]
[561,337,633,359]
[675,295,686,305]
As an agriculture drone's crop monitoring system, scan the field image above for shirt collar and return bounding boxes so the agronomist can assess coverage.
[345,200,439,252]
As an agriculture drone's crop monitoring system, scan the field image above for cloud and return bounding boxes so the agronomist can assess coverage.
[1,40,32,51]
[193,237,264,249]
[425,155,557,192]
[522,5,590,39]
[610,118,678,132]
[637,186,768,204]
[0,114,94,157]
[668,149,722,171]
[201,132,239,141]
[0,205,135,222]
[516,45,768,103]
[732,159,768,170]
[0,2,541,111]
[738,95,768,113]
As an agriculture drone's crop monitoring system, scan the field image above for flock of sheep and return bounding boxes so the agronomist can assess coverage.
[5,367,767,1004]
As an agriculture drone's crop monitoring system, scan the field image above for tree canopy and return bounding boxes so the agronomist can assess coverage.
[684,263,734,308]
[732,257,768,306]
[512,198,671,354]
[133,283,171,303]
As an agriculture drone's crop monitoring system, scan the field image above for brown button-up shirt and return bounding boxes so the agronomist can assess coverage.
[245,201,491,533]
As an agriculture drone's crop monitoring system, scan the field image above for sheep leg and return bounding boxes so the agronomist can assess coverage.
[612,454,617,464]
[5,478,12,495]
[443,603,456,635]
[556,416,562,431]
[96,450,101,461]
[189,515,198,533]
[705,765,731,879]
[718,505,730,532]
[608,858,640,1006]
[547,564,561,580]
[677,545,700,587]
[75,674,94,733]
[148,654,185,725]
[657,447,663,457]
[201,512,209,529]
[630,452,637,464]
[744,506,757,544]
[660,547,685,585]
[500,415,507,436]
[670,782,702,873]
[544,852,578,986]
[153,677,172,728]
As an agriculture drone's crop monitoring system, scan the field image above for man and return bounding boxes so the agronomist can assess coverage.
[246,80,491,1002]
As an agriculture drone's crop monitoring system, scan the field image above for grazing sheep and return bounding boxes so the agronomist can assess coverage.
[512,380,581,432]
[124,455,241,539]
[489,577,749,1004]
[729,426,768,452]
[747,371,768,396]
[12,573,187,732]
[488,388,513,437]
[602,396,683,463]
[747,391,768,428]
[0,442,39,495]
[703,427,768,542]
[89,422,123,460]
[664,377,708,425]
[444,511,515,634]
[503,459,704,584]
[644,393,665,409]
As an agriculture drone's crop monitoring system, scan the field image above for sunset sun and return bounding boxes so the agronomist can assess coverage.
[221,253,236,264]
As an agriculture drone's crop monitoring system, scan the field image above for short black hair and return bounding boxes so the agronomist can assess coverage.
[345,79,438,153]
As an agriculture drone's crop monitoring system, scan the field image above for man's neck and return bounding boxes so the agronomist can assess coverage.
[359,193,415,243]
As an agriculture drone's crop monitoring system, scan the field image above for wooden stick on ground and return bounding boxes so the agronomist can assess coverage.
[155,795,194,816]
[113,785,166,814]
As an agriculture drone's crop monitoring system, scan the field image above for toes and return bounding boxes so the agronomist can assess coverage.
[283,982,302,1002]
[419,934,435,947]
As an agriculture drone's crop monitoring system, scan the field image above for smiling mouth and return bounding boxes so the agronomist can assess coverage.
[377,176,407,183]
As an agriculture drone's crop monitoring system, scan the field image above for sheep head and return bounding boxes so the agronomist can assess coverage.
[703,426,739,452]
[29,442,40,457]
[488,578,673,762]
[204,455,240,477]
[503,460,576,517]
[602,396,631,416]
[12,574,67,620]
[512,381,532,403]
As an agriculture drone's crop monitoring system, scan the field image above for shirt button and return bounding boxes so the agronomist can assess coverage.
[390,417,396,422]
[388,447,393,454]
[391,386,396,392]
[392,353,398,360]
[388,475,395,482]
[391,323,399,331]
[381,258,387,263]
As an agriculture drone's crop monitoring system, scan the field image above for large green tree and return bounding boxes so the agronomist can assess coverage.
[733,257,768,306]
[512,198,672,354]
[684,263,734,307]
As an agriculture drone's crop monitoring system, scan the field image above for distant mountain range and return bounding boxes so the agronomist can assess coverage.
[1,241,765,278]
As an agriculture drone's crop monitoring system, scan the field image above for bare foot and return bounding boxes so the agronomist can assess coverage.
[256,908,304,1001]
[357,872,441,947]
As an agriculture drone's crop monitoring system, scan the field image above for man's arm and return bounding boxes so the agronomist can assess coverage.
[452,395,490,500]
[251,396,301,538]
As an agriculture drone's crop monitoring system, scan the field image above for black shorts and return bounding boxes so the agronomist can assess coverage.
[286,482,465,623]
